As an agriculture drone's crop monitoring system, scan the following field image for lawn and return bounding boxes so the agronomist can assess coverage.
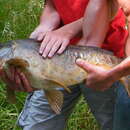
[0,0,99,129]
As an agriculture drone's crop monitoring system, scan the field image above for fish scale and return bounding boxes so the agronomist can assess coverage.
[0,38,129,114]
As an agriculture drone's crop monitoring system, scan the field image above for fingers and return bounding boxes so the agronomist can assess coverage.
[1,67,33,92]
[76,59,95,73]
[0,68,19,91]
[14,68,26,91]
[40,39,68,58]
[39,38,69,58]
[39,35,50,55]
[5,67,24,91]
[14,73,24,91]
[42,39,56,58]
[30,31,46,41]
[30,31,37,39]
[48,41,61,58]
[37,33,46,41]
[30,25,46,42]
[10,66,15,81]
[57,40,69,54]
[17,70,33,92]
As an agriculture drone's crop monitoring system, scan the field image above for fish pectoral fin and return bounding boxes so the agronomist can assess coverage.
[45,79,71,93]
[94,63,112,70]
[6,58,29,68]
[85,61,112,70]
[6,87,16,104]
[44,89,63,114]
[119,77,130,97]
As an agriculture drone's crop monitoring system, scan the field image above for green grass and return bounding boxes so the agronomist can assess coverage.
[0,0,99,129]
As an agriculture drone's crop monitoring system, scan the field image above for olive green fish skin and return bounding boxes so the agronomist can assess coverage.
[0,39,122,89]
[0,39,124,114]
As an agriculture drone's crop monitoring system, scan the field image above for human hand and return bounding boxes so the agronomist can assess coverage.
[39,28,71,58]
[30,24,53,42]
[76,59,115,91]
[0,66,34,92]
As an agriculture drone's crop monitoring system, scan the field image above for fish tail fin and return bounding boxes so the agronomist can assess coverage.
[119,77,130,97]
[44,89,63,114]
[6,87,16,103]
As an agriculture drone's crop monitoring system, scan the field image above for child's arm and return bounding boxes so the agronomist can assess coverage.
[30,0,60,41]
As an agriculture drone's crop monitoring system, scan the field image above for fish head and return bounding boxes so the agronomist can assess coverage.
[0,40,30,69]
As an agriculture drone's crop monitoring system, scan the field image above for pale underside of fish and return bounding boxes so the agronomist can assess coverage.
[0,39,129,114]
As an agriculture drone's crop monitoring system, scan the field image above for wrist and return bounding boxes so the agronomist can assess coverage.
[38,23,55,32]
[107,64,128,82]
[40,13,60,31]
[86,42,102,48]
[57,27,76,39]
[107,70,120,83]
[78,38,102,47]
[59,19,82,39]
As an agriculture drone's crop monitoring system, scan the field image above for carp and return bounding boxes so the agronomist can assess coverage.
[0,39,129,114]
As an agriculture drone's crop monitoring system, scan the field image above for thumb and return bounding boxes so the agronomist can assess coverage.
[76,59,96,73]
[29,31,37,39]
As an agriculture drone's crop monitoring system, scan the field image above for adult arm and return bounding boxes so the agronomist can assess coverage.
[76,0,120,91]
[76,2,130,92]
[78,0,109,47]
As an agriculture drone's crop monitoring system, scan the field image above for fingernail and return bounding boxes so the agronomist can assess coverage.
[42,54,46,58]
[39,50,42,54]
[48,54,52,58]
[76,59,83,63]
[37,37,41,41]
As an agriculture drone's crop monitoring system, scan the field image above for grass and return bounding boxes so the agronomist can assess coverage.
[0,0,99,129]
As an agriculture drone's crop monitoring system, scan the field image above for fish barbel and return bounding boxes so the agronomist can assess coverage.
[0,39,129,114]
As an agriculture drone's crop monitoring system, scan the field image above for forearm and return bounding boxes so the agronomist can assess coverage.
[124,7,130,56]
[82,0,109,47]
[108,0,130,80]
[108,20,130,81]
[107,56,130,83]
[57,18,83,39]
[39,0,60,30]
[125,22,130,56]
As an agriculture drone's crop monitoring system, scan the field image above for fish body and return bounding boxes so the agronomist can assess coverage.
[0,39,127,113]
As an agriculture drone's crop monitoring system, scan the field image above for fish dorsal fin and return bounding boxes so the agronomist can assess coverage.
[44,78,71,93]
[6,58,29,68]
[44,89,63,114]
